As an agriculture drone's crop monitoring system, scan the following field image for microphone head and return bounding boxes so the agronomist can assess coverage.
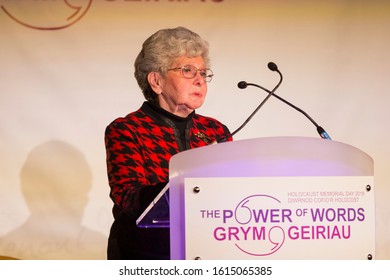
[237,81,248,89]
[267,62,278,71]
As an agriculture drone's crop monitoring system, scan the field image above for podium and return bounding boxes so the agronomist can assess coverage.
[138,137,375,260]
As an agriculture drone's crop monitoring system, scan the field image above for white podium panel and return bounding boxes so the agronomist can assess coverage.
[169,137,374,260]
[184,176,375,260]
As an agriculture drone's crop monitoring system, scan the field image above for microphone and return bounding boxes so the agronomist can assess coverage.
[228,62,283,138]
[267,61,278,71]
[239,62,332,140]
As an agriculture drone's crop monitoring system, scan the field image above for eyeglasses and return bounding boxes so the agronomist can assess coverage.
[167,65,214,82]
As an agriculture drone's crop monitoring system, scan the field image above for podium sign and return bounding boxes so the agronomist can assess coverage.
[168,137,374,259]
[184,176,375,260]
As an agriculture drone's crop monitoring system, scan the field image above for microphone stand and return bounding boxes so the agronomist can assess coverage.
[230,65,283,138]
[238,62,332,140]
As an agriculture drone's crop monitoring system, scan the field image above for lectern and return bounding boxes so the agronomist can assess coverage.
[138,137,375,260]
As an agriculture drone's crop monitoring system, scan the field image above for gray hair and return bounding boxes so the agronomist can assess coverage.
[134,27,210,101]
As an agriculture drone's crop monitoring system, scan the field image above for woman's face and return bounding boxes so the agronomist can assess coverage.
[156,56,208,117]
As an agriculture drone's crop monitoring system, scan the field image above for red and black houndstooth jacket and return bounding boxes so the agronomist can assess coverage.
[104,101,231,259]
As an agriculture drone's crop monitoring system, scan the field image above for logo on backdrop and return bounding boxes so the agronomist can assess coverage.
[202,192,365,256]
[1,0,224,31]
[1,0,93,30]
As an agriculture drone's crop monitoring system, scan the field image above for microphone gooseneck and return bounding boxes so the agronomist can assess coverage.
[239,62,331,140]
[229,62,283,138]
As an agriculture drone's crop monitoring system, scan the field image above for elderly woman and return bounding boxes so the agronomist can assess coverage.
[105,27,232,260]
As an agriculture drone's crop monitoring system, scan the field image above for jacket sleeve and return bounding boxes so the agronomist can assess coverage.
[104,120,166,219]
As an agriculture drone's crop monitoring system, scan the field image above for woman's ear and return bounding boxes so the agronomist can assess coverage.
[147,72,163,95]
